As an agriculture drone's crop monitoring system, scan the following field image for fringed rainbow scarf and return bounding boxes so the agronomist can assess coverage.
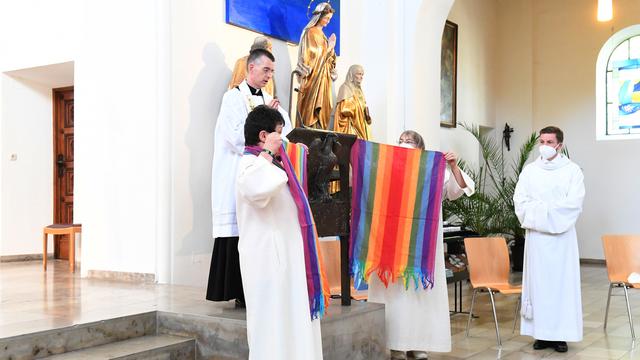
[349,139,446,290]
[244,143,329,319]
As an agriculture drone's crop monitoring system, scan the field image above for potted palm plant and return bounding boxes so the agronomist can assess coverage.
[443,124,538,271]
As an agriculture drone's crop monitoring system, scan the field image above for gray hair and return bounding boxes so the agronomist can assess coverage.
[250,36,271,52]
[399,130,425,150]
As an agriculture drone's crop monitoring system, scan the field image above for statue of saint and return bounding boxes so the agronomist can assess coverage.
[333,65,371,140]
[294,2,337,129]
[228,36,276,97]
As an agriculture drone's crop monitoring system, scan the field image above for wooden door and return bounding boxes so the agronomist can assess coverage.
[53,87,74,260]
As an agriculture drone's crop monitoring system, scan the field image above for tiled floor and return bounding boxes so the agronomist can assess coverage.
[0,261,638,359]
[0,260,244,340]
[443,264,640,360]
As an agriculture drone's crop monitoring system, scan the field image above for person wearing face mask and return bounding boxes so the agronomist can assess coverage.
[236,106,323,359]
[207,49,292,308]
[513,126,585,353]
[368,130,475,360]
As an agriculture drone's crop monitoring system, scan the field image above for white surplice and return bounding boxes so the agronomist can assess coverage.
[514,154,585,342]
[235,154,323,360]
[368,168,475,352]
[211,80,292,238]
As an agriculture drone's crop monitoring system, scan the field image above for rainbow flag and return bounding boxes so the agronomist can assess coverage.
[349,139,446,290]
[279,142,330,319]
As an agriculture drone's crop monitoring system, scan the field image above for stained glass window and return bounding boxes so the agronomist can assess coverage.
[605,35,640,136]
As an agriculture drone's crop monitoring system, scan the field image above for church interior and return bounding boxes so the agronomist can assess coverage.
[1,0,640,359]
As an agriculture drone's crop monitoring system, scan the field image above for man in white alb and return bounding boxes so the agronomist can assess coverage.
[514,126,585,353]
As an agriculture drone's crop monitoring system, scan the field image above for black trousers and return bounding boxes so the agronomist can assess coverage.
[206,236,245,302]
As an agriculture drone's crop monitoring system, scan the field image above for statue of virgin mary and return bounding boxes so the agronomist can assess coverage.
[294,2,337,129]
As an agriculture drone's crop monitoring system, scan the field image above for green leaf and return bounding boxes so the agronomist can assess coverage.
[443,124,538,240]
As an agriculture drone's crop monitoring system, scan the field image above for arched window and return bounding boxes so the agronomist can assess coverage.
[596,25,640,140]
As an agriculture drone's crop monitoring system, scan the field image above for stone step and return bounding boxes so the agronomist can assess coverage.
[43,334,195,360]
[0,312,157,359]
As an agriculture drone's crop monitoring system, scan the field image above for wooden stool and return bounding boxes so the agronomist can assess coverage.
[43,224,82,272]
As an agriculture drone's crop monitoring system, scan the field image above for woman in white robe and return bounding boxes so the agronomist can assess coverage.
[235,105,322,360]
[368,130,475,360]
[513,129,585,347]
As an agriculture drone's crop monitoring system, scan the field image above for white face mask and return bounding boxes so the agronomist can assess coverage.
[399,143,415,149]
[539,144,558,160]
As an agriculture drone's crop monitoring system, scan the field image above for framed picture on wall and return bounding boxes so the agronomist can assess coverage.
[440,20,458,128]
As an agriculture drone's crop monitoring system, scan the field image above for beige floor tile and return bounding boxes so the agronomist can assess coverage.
[604,324,640,338]
[573,347,629,359]
[588,336,637,351]
[544,351,580,359]
[500,351,548,359]
[466,348,516,359]
[618,348,640,360]
[446,347,488,359]
[427,353,463,360]
[585,321,606,329]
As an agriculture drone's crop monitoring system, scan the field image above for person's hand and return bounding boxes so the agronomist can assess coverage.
[268,98,280,109]
[263,132,282,155]
[328,33,336,50]
[443,151,458,168]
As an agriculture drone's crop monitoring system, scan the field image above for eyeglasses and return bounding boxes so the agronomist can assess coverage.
[398,139,417,146]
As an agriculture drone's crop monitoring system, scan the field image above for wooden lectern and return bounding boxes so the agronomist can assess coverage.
[286,128,357,305]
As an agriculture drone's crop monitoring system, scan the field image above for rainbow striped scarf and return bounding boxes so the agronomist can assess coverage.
[244,143,330,319]
[283,141,307,189]
[349,139,446,290]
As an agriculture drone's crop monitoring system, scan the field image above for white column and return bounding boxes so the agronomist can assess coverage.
[155,0,173,284]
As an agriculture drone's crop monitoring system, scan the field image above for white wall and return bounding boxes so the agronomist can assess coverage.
[500,0,640,259]
[495,0,534,167]
[0,0,171,277]
[74,0,166,276]
[170,0,245,286]
[0,0,78,258]
[0,0,79,72]
[0,75,53,255]
[440,0,499,168]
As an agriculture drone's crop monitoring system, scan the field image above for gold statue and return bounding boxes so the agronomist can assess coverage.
[333,65,371,140]
[228,36,276,97]
[295,2,337,129]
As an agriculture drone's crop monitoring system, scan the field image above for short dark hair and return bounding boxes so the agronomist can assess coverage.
[539,126,564,143]
[244,105,285,146]
[247,48,275,67]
